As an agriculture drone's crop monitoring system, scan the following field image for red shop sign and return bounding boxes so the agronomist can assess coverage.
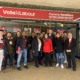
[0,7,80,22]
[0,26,6,30]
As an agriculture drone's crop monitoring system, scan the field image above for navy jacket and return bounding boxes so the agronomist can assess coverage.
[16,36,28,50]
[55,37,64,53]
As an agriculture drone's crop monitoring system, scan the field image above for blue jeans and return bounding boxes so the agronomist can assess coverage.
[56,53,64,64]
[63,51,67,62]
[17,49,27,67]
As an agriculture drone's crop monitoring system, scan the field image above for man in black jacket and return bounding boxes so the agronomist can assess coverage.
[27,32,36,62]
[65,33,76,71]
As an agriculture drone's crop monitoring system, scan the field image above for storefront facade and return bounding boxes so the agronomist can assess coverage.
[0,6,80,58]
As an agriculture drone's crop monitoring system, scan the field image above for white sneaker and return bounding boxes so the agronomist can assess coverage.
[64,61,67,63]
[61,65,64,69]
[56,63,59,67]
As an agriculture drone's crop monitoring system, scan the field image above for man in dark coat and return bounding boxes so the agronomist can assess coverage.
[65,33,76,71]
[32,34,40,68]
[27,32,36,62]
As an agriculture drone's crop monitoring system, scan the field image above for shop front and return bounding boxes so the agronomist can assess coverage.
[0,6,80,57]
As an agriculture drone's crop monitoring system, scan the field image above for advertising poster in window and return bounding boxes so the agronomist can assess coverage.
[56,27,67,33]
[34,28,41,33]
[14,26,21,32]
[0,26,6,30]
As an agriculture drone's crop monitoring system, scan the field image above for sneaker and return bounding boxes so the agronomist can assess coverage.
[24,65,28,69]
[56,63,59,67]
[61,65,64,69]
[17,67,21,71]
[64,61,67,63]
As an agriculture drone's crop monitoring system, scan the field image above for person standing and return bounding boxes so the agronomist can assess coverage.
[2,30,7,68]
[14,31,21,65]
[0,30,5,73]
[39,33,44,64]
[63,31,68,63]
[4,32,14,69]
[25,31,31,62]
[65,33,76,71]
[28,32,36,61]
[16,31,28,71]
[55,33,64,69]
[48,29,55,62]
[43,34,53,67]
[3,30,7,38]
[32,34,42,68]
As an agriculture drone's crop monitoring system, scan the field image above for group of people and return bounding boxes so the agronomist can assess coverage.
[0,29,77,74]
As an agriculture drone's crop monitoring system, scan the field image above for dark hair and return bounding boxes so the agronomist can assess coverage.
[63,31,67,33]
[22,30,25,33]
[7,32,12,35]
[37,33,40,35]
[56,32,60,34]
[15,31,21,36]
[4,30,7,31]
[0,30,3,32]
[32,32,35,34]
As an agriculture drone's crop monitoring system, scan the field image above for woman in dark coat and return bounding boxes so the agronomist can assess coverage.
[32,34,42,68]
[55,32,64,69]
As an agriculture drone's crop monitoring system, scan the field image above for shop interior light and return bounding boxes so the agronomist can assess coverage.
[44,22,47,25]
[11,20,36,23]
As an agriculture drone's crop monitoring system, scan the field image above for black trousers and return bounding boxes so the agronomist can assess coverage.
[38,51,42,64]
[67,54,76,69]
[44,53,52,66]
[34,56,39,66]
[27,48,31,61]
[14,52,18,62]
[4,54,13,68]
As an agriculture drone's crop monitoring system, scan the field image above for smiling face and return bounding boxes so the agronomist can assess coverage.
[22,31,26,37]
[49,29,52,34]
[7,32,12,38]
[45,34,48,39]
[68,33,72,39]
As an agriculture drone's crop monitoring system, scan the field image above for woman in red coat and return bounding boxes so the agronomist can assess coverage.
[43,34,53,67]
